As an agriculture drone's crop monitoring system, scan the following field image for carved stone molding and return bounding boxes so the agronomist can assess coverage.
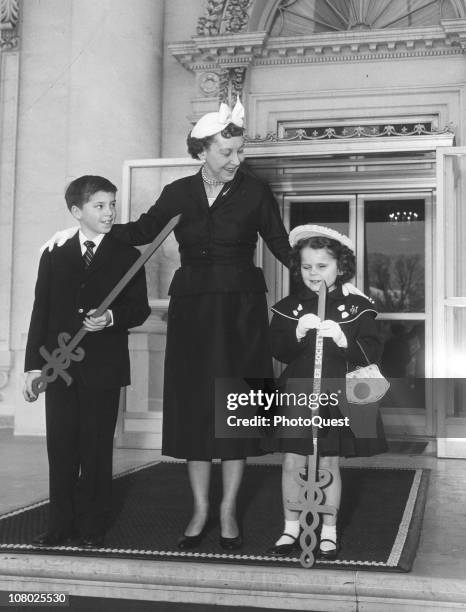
[198,71,221,96]
[197,0,252,36]
[195,67,247,104]
[169,31,268,71]
[0,350,12,401]
[0,0,19,50]
[245,123,455,144]
[218,66,246,102]
[170,18,466,74]
[0,369,8,391]
[169,31,266,102]
[255,20,466,65]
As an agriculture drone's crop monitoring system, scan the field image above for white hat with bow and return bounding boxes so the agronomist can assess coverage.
[289,224,355,252]
[191,98,245,139]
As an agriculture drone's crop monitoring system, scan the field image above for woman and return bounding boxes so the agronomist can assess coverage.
[43,99,290,550]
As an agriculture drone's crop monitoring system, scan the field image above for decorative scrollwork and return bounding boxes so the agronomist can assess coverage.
[198,71,221,96]
[218,67,247,104]
[223,0,251,33]
[1,0,19,26]
[197,0,251,36]
[197,0,227,36]
[218,69,231,103]
[245,123,455,143]
[0,0,20,49]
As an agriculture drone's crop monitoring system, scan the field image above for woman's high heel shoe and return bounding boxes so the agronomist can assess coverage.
[177,531,206,550]
[177,520,210,550]
[219,534,242,551]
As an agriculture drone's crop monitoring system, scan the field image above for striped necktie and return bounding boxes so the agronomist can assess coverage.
[83,240,95,268]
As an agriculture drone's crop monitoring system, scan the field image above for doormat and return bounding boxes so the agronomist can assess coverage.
[0,463,429,572]
[387,440,429,455]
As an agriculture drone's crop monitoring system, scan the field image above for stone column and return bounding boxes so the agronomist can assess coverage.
[67,0,164,175]
[11,0,164,435]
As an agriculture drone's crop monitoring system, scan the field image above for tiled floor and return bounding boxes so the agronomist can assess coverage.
[1,429,466,610]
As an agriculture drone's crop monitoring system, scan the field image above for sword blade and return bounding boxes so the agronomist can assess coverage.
[32,214,181,395]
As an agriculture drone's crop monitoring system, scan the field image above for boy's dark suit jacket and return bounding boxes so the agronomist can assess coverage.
[25,233,151,388]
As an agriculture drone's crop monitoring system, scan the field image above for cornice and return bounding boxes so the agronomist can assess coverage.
[169,19,466,72]
[0,0,19,50]
[254,47,463,66]
[169,31,267,70]
[260,21,466,60]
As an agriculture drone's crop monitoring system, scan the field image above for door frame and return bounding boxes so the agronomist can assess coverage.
[435,146,466,458]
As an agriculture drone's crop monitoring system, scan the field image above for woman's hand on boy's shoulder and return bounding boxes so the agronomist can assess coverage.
[39,227,79,253]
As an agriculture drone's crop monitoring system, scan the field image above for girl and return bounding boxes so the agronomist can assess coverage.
[267,225,387,559]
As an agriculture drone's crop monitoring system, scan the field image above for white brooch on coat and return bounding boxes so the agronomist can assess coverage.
[292,304,303,317]
[337,304,349,319]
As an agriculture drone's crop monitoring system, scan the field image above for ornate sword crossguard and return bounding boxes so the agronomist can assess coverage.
[286,282,336,568]
[31,214,181,397]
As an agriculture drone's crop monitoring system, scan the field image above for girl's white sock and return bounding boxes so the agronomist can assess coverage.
[320,523,337,551]
[275,519,300,546]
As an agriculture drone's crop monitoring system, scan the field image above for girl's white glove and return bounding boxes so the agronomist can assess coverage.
[318,320,348,348]
[39,227,79,253]
[296,313,321,340]
[342,282,367,298]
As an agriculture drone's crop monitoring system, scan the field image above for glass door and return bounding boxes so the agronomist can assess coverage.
[358,194,432,437]
[117,158,201,449]
[435,148,466,458]
[283,192,432,438]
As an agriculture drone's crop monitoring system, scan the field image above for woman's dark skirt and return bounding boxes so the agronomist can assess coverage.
[161,292,272,460]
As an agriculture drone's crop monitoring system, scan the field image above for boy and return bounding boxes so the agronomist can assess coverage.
[23,175,150,548]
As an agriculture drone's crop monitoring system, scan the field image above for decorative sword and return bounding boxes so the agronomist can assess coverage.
[31,214,181,397]
[288,281,337,568]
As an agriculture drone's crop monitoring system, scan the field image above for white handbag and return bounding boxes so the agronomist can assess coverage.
[346,342,390,404]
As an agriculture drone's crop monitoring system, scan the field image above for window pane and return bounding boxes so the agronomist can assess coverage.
[365,199,425,313]
[378,319,425,409]
[444,156,466,298]
[128,163,200,300]
[289,200,349,233]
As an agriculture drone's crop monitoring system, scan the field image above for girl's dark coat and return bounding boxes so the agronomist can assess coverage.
[269,286,388,456]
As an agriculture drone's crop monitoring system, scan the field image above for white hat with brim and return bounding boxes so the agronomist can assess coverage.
[289,224,354,252]
[191,99,244,139]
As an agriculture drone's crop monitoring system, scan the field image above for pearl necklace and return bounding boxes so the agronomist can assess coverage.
[201,165,225,186]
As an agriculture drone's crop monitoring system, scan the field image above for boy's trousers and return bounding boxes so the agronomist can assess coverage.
[45,379,120,537]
